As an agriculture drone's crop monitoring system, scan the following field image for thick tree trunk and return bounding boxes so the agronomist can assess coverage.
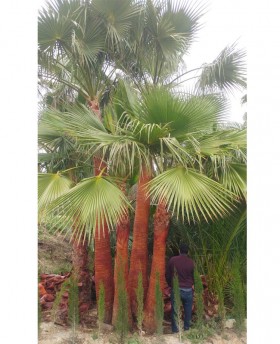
[128,167,151,316]
[71,235,92,315]
[94,222,114,324]
[70,165,92,316]
[89,101,114,324]
[112,209,132,327]
[94,156,114,324]
[143,201,170,333]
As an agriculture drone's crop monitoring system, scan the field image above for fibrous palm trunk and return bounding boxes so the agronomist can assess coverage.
[93,157,114,324]
[112,210,132,327]
[128,167,151,315]
[89,100,114,324]
[70,167,92,317]
[71,235,92,314]
[94,221,114,323]
[143,201,170,332]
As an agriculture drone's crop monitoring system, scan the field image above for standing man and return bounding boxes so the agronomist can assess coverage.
[166,243,195,333]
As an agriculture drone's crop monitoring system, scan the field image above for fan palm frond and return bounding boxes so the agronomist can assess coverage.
[45,175,131,242]
[148,166,236,223]
[197,43,246,95]
[220,163,247,200]
[38,172,73,215]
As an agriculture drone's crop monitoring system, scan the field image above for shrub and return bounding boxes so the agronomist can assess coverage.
[115,267,129,343]
[193,269,204,329]
[173,274,183,342]
[136,272,144,335]
[155,272,164,335]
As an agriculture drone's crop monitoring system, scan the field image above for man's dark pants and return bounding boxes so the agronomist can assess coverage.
[171,288,193,332]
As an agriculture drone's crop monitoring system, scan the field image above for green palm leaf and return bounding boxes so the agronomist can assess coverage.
[220,163,247,200]
[129,87,227,136]
[45,175,130,242]
[148,166,236,223]
[193,128,247,156]
[197,43,246,94]
[38,172,73,216]
[93,0,140,46]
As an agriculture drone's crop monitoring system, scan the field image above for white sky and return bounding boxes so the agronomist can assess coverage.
[184,0,247,123]
[37,0,247,122]
[1,1,280,343]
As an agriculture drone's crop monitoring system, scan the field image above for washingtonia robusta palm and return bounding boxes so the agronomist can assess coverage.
[38,111,133,316]
[38,0,246,331]
[38,0,141,323]
[40,83,246,331]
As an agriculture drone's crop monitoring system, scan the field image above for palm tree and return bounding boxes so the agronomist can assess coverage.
[109,0,246,322]
[38,0,246,330]
[38,112,95,313]
[38,0,140,323]
[42,83,246,331]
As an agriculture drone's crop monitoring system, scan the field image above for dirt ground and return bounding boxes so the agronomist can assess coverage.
[38,320,246,344]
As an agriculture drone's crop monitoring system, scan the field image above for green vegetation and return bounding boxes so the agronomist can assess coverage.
[37,0,247,340]
[136,272,144,335]
[97,282,105,336]
[68,275,80,342]
[115,268,129,344]
[230,258,246,331]
[155,272,164,335]
[51,279,70,323]
[193,269,204,329]
[172,274,183,342]
[184,325,215,344]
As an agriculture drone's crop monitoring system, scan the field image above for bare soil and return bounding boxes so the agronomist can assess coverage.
[38,320,246,344]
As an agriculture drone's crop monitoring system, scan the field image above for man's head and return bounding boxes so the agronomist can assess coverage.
[179,243,189,254]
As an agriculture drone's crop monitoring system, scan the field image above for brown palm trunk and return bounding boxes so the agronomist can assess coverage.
[94,221,114,324]
[143,201,170,333]
[128,167,151,315]
[89,100,114,324]
[70,167,92,316]
[112,209,132,327]
[93,156,114,324]
[71,235,92,315]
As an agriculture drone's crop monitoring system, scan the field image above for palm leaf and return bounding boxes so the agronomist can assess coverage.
[197,43,246,94]
[148,166,236,223]
[38,172,73,215]
[45,175,131,242]
[126,87,228,137]
[192,128,247,156]
[220,163,247,200]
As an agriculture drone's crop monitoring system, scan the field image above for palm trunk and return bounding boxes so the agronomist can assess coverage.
[70,169,92,316]
[71,235,92,314]
[94,221,114,323]
[128,167,151,315]
[112,210,132,327]
[89,100,114,324]
[93,156,114,324]
[143,201,170,333]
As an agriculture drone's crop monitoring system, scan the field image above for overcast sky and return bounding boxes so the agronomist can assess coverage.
[37,0,247,122]
[184,0,247,123]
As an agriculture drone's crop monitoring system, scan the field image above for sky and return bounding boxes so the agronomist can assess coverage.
[1,1,280,343]
[184,0,247,123]
[37,0,247,122]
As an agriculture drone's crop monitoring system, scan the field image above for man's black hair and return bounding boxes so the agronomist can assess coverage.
[179,243,189,254]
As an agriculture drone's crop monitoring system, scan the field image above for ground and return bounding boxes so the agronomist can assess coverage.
[38,320,246,344]
[38,230,246,344]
